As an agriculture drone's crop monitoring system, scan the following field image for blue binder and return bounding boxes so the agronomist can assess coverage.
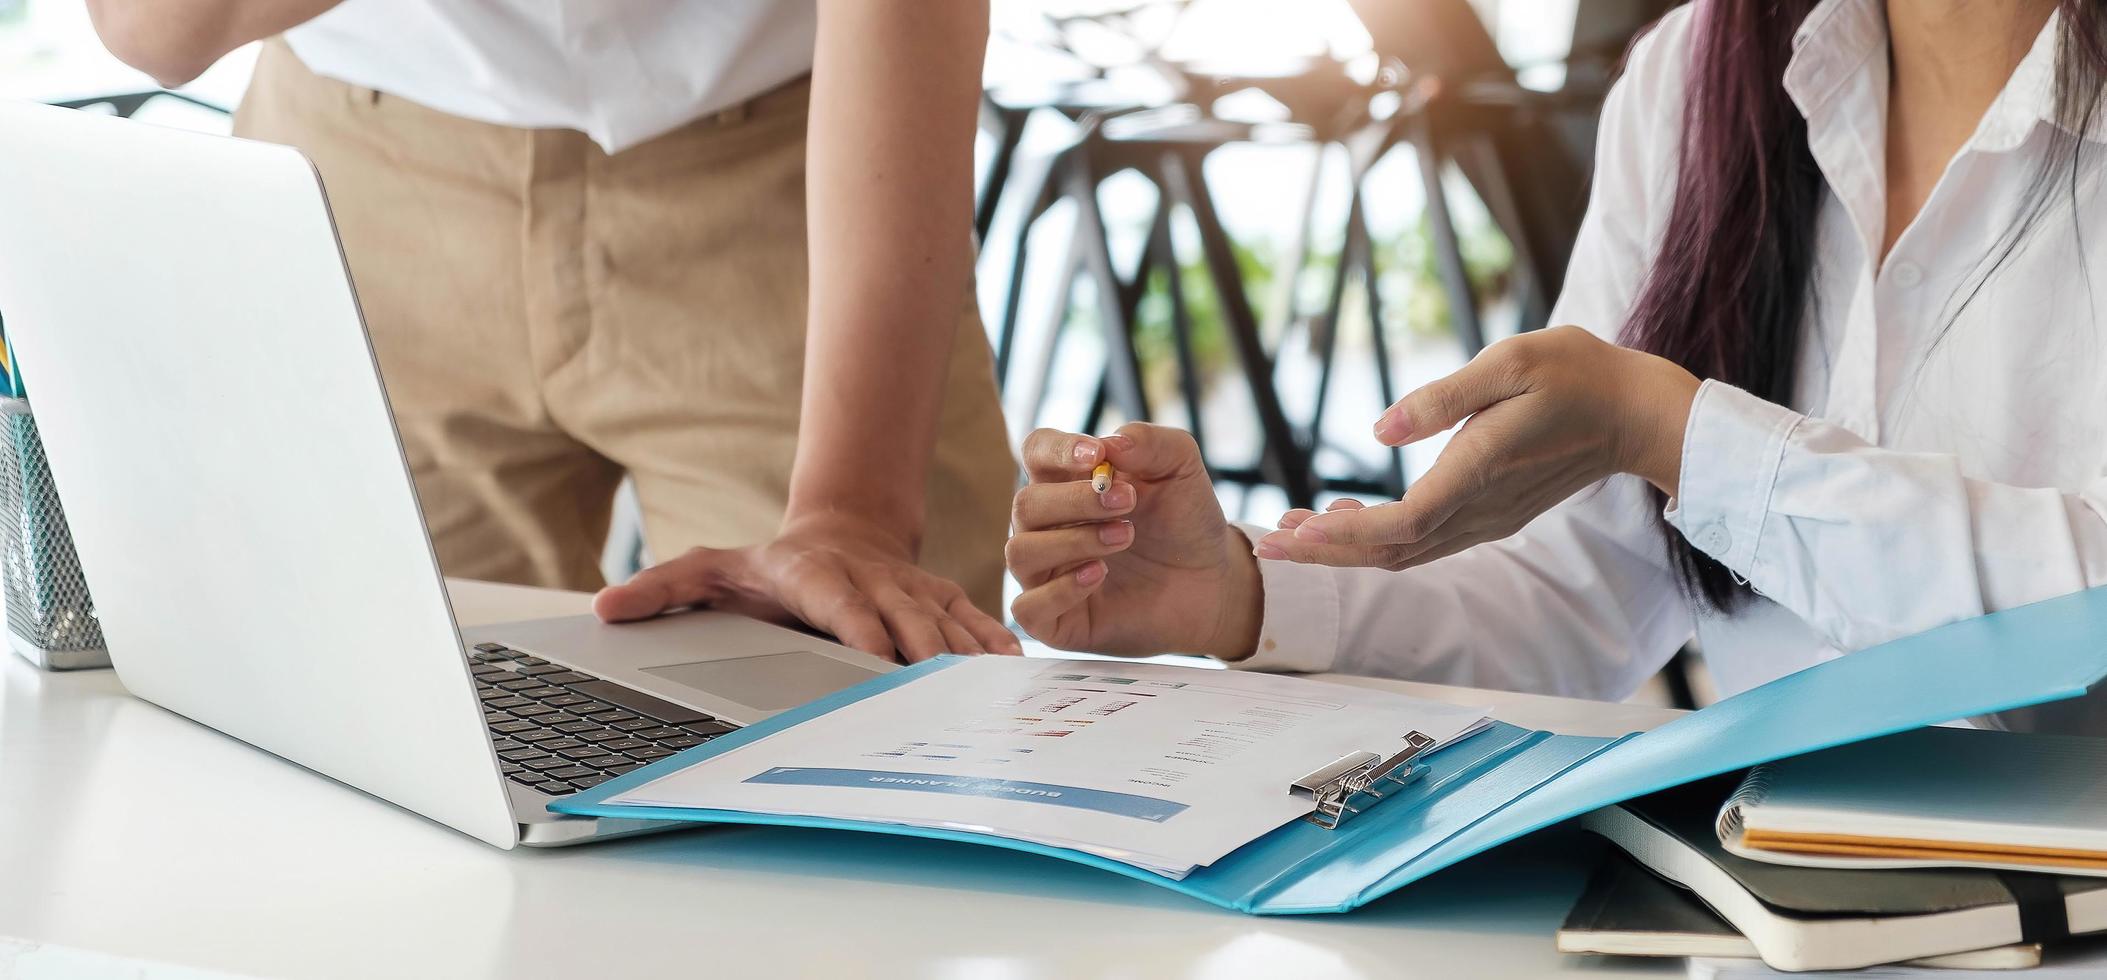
[554,587,2107,914]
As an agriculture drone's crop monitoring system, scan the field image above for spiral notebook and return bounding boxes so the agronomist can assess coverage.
[1716,726,2107,876]
[553,587,2107,915]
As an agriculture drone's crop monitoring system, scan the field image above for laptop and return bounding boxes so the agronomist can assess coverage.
[0,102,894,847]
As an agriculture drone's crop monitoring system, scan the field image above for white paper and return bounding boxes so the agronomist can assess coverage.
[608,657,1490,876]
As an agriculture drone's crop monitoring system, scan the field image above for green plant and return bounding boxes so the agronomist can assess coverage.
[1127,236,1272,410]
[1386,213,1516,340]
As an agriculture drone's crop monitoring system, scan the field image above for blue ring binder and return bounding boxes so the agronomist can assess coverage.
[555,586,2107,915]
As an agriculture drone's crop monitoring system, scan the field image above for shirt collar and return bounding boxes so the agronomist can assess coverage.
[1784,0,2098,152]
[1783,0,1887,118]
[1971,10,2073,152]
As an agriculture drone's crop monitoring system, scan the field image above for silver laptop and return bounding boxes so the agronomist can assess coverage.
[0,102,892,847]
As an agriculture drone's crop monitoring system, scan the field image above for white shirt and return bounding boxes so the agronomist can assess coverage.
[284,0,817,153]
[1239,0,2107,734]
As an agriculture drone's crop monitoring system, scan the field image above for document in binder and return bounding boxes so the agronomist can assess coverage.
[575,658,1490,879]
[554,586,2107,915]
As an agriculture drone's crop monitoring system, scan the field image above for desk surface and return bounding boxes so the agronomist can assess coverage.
[0,580,1683,980]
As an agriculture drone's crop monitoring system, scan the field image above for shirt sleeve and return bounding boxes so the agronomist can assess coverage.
[1233,474,1693,700]
[1666,381,2107,651]
[1229,9,1701,700]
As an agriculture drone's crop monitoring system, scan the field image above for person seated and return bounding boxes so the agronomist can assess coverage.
[1006,0,2107,735]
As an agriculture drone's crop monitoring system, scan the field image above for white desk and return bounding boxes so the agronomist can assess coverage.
[0,580,1683,980]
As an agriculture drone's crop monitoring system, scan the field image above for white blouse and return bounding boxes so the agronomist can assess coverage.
[1238,0,2107,733]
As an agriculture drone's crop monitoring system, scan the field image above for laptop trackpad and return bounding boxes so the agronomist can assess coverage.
[640,652,883,712]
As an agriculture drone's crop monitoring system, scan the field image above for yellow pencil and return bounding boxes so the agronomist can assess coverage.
[1091,461,1114,494]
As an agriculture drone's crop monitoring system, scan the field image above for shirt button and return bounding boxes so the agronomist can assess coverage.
[1890,261,1923,288]
[1697,523,1732,554]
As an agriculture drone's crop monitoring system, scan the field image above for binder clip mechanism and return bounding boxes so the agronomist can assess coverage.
[1291,730,1437,830]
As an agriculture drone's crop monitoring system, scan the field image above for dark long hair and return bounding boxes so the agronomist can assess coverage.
[1619,0,2107,611]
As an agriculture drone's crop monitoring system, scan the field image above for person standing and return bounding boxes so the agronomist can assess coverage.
[89,0,1020,661]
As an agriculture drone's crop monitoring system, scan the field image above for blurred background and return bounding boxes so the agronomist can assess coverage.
[0,0,1706,705]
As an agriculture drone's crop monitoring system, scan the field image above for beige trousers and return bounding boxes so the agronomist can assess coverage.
[233,40,1016,612]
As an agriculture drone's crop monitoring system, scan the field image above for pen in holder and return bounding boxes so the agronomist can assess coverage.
[0,397,108,669]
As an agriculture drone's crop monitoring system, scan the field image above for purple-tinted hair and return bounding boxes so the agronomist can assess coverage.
[1618,0,2107,610]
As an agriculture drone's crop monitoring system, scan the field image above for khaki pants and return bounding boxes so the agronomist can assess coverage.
[233,40,1016,612]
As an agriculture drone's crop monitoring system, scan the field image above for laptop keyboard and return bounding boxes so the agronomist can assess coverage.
[467,642,741,798]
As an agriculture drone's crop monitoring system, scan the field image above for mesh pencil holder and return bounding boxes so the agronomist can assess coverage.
[0,397,108,669]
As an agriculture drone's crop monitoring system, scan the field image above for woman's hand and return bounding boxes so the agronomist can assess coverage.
[1258,326,1700,570]
[592,513,1020,664]
[1006,423,1262,660]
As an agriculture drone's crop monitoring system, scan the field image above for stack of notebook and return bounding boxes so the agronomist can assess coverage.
[1568,728,2107,973]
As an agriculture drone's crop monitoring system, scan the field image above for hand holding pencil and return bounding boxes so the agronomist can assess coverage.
[1007,422,1262,660]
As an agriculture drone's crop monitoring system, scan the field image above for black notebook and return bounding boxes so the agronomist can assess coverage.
[1557,850,2043,970]
[1580,777,2107,972]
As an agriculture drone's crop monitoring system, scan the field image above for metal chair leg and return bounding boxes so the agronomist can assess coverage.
[1146,203,1209,457]
[1356,214,1409,499]
[1065,156,1151,425]
[1454,130,1554,332]
[976,103,1030,247]
[993,146,1072,388]
[1158,148,1316,509]
[1305,187,1367,453]
[1021,233,1088,429]
[1408,116,1486,357]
